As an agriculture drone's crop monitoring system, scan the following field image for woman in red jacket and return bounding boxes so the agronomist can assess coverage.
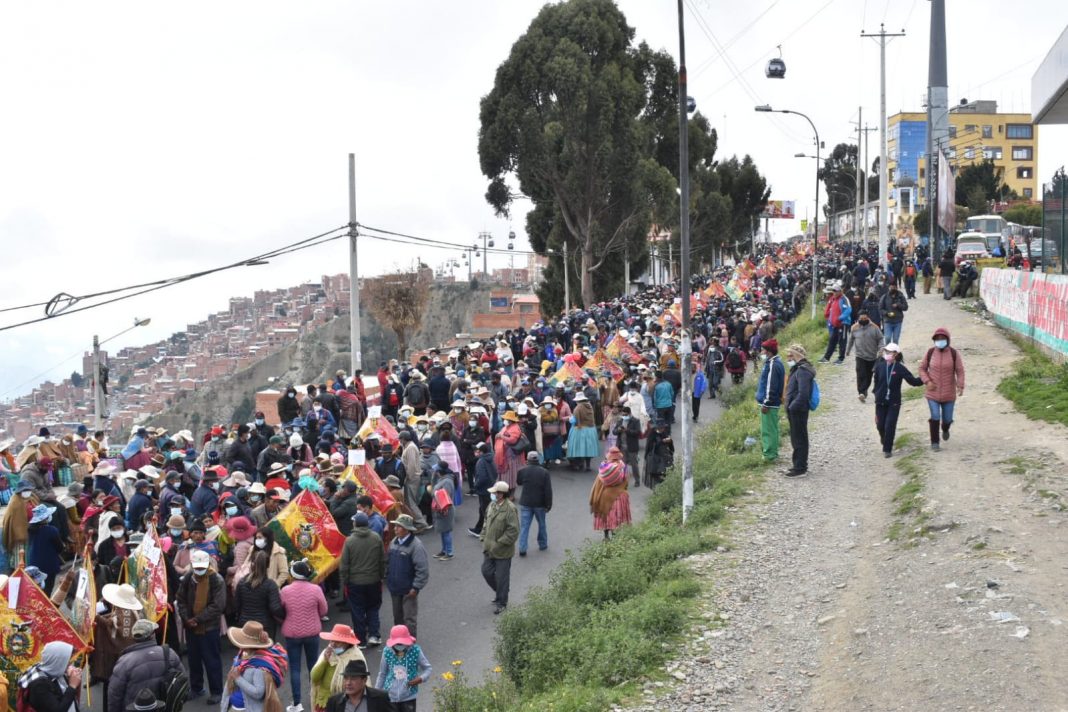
[918,327,966,451]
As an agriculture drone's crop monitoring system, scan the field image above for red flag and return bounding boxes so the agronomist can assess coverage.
[0,567,88,677]
[340,463,399,515]
[357,413,400,450]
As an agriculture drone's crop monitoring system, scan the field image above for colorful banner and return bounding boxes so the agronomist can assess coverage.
[583,349,625,383]
[356,414,400,449]
[339,463,400,516]
[265,489,347,584]
[126,526,169,623]
[603,334,642,364]
[56,547,97,642]
[0,567,88,705]
[980,268,1068,355]
[547,361,586,386]
[703,282,727,300]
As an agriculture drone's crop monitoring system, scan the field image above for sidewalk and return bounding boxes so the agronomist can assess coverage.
[623,294,1068,711]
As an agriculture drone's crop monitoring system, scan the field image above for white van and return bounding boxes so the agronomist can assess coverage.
[954,232,990,265]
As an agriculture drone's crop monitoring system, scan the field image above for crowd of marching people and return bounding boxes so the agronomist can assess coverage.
[0,236,975,712]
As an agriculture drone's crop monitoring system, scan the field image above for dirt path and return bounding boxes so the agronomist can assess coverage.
[622,293,1068,712]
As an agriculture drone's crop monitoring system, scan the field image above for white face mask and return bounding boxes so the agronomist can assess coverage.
[313,405,322,412]
[225,506,238,516]
[170,507,183,516]
[250,495,262,504]
[20,491,31,499]
[255,419,265,426]
[255,538,266,549]
[192,567,208,577]
[169,529,183,538]
[787,360,797,368]
[760,354,768,361]
[207,526,220,536]
[288,393,296,399]
[468,419,477,427]
[110,529,124,539]
[490,492,498,502]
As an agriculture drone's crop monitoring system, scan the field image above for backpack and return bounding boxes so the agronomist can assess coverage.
[809,379,821,411]
[923,346,957,373]
[726,349,742,370]
[388,389,400,407]
[905,263,916,278]
[158,645,190,712]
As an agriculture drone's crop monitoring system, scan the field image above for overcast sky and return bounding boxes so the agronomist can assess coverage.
[2,0,1065,400]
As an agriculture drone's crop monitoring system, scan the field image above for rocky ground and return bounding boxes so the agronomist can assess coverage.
[620,293,1068,712]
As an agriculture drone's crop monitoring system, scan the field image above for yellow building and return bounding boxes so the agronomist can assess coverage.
[887,100,1039,218]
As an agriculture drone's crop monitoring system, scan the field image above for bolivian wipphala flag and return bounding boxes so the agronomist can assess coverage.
[127,526,169,622]
[266,489,346,584]
[0,566,88,707]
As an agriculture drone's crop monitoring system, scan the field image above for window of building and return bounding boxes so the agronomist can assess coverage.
[964,124,976,133]
[964,147,974,159]
[983,147,1003,160]
[947,149,956,159]
[982,125,992,138]
[1012,146,1034,160]
[1018,167,1033,179]
[1023,188,1033,199]
[1006,124,1033,139]
[949,126,957,138]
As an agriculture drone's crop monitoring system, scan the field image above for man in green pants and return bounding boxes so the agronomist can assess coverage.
[755,339,785,462]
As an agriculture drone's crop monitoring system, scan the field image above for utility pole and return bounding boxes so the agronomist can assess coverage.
[624,244,630,296]
[562,241,570,310]
[861,122,876,248]
[851,107,863,253]
[676,0,694,525]
[863,24,905,267]
[348,154,362,375]
[92,335,103,432]
[927,0,949,255]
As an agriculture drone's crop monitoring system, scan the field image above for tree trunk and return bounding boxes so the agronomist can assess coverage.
[581,243,595,307]
[395,329,408,361]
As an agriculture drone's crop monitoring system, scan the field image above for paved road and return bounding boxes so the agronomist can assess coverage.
[88,383,736,710]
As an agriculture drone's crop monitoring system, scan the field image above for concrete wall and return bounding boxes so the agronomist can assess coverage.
[980,268,1068,361]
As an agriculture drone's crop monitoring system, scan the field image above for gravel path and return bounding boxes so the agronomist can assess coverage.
[620,294,1068,712]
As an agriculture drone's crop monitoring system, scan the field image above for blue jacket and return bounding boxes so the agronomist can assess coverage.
[755,356,785,408]
[126,491,154,532]
[386,533,430,595]
[692,372,708,398]
[473,452,498,496]
[189,483,219,518]
[653,380,675,409]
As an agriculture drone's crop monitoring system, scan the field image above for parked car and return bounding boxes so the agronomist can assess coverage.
[954,232,990,265]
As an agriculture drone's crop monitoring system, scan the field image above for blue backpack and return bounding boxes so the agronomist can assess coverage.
[809,379,821,411]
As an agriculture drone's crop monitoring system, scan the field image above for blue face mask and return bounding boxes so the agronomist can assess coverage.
[169,529,183,538]
[934,339,948,349]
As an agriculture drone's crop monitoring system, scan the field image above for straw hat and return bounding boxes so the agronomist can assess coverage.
[248,482,268,495]
[0,437,14,452]
[102,583,143,611]
[227,621,273,649]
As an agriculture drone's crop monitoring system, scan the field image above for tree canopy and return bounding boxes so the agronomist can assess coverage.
[955,160,1015,210]
[479,0,768,311]
[363,266,432,360]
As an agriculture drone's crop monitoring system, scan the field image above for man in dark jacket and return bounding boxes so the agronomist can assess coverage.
[385,514,429,638]
[878,283,909,346]
[222,425,256,474]
[325,659,394,712]
[613,406,644,486]
[189,468,220,518]
[784,343,816,478]
[427,366,452,414]
[515,452,552,556]
[277,385,302,425]
[329,480,360,537]
[340,512,386,647]
[467,443,497,537]
[755,339,785,463]
[175,550,225,703]
[255,435,292,482]
[125,480,154,533]
[107,619,185,712]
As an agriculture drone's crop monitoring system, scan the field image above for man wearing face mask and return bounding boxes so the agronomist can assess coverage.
[125,480,154,533]
[878,282,909,346]
[277,386,302,425]
[613,405,644,487]
[189,468,221,518]
[176,549,226,704]
[481,481,519,615]
[846,310,885,403]
[158,470,186,516]
[783,344,816,478]
[255,434,291,483]
[248,483,280,528]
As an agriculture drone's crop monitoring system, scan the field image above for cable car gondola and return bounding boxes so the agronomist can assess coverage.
[766,45,786,79]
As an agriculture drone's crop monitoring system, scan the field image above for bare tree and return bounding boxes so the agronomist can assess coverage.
[363,266,432,360]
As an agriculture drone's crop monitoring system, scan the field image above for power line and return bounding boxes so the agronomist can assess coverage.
[0,226,348,332]
[357,223,537,256]
[691,0,782,78]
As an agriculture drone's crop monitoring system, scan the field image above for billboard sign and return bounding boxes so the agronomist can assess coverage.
[761,200,796,220]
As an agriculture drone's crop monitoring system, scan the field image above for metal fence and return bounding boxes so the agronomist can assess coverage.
[1042,168,1067,274]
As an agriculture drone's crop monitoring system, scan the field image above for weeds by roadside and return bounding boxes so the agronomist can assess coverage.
[887,444,930,545]
[996,336,1068,427]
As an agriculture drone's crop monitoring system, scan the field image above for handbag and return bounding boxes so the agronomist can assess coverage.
[510,434,530,454]
[431,487,453,514]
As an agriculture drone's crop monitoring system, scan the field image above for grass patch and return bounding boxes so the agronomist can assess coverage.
[902,387,925,401]
[894,432,917,450]
[887,449,930,544]
[996,336,1068,427]
[437,316,827,710]
[996,456,1045,476]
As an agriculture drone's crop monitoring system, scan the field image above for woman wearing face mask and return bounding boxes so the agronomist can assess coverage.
[3,481,35,567]
[872,343,924,458]
[310,624,365,712]
[234,550,285,640]
[254,528,291,589]
[26,503,63,594]
[433,424,462,507]
[918,327,966,451]
[224,516,257,591]
[17,641,83,712]
[374,625,432,711]
[94,511,129,584]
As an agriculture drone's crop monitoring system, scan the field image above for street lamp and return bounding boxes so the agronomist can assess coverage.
[756,105,821,317]
[93,317,152,432]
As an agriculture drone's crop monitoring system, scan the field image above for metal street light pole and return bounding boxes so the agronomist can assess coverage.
[677,0,693,524]
[348,153,362,375]
[757,105,820,317]
[94,317,151,432]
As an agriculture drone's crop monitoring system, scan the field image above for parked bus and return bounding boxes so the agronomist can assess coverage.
[964,214,1006,254]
